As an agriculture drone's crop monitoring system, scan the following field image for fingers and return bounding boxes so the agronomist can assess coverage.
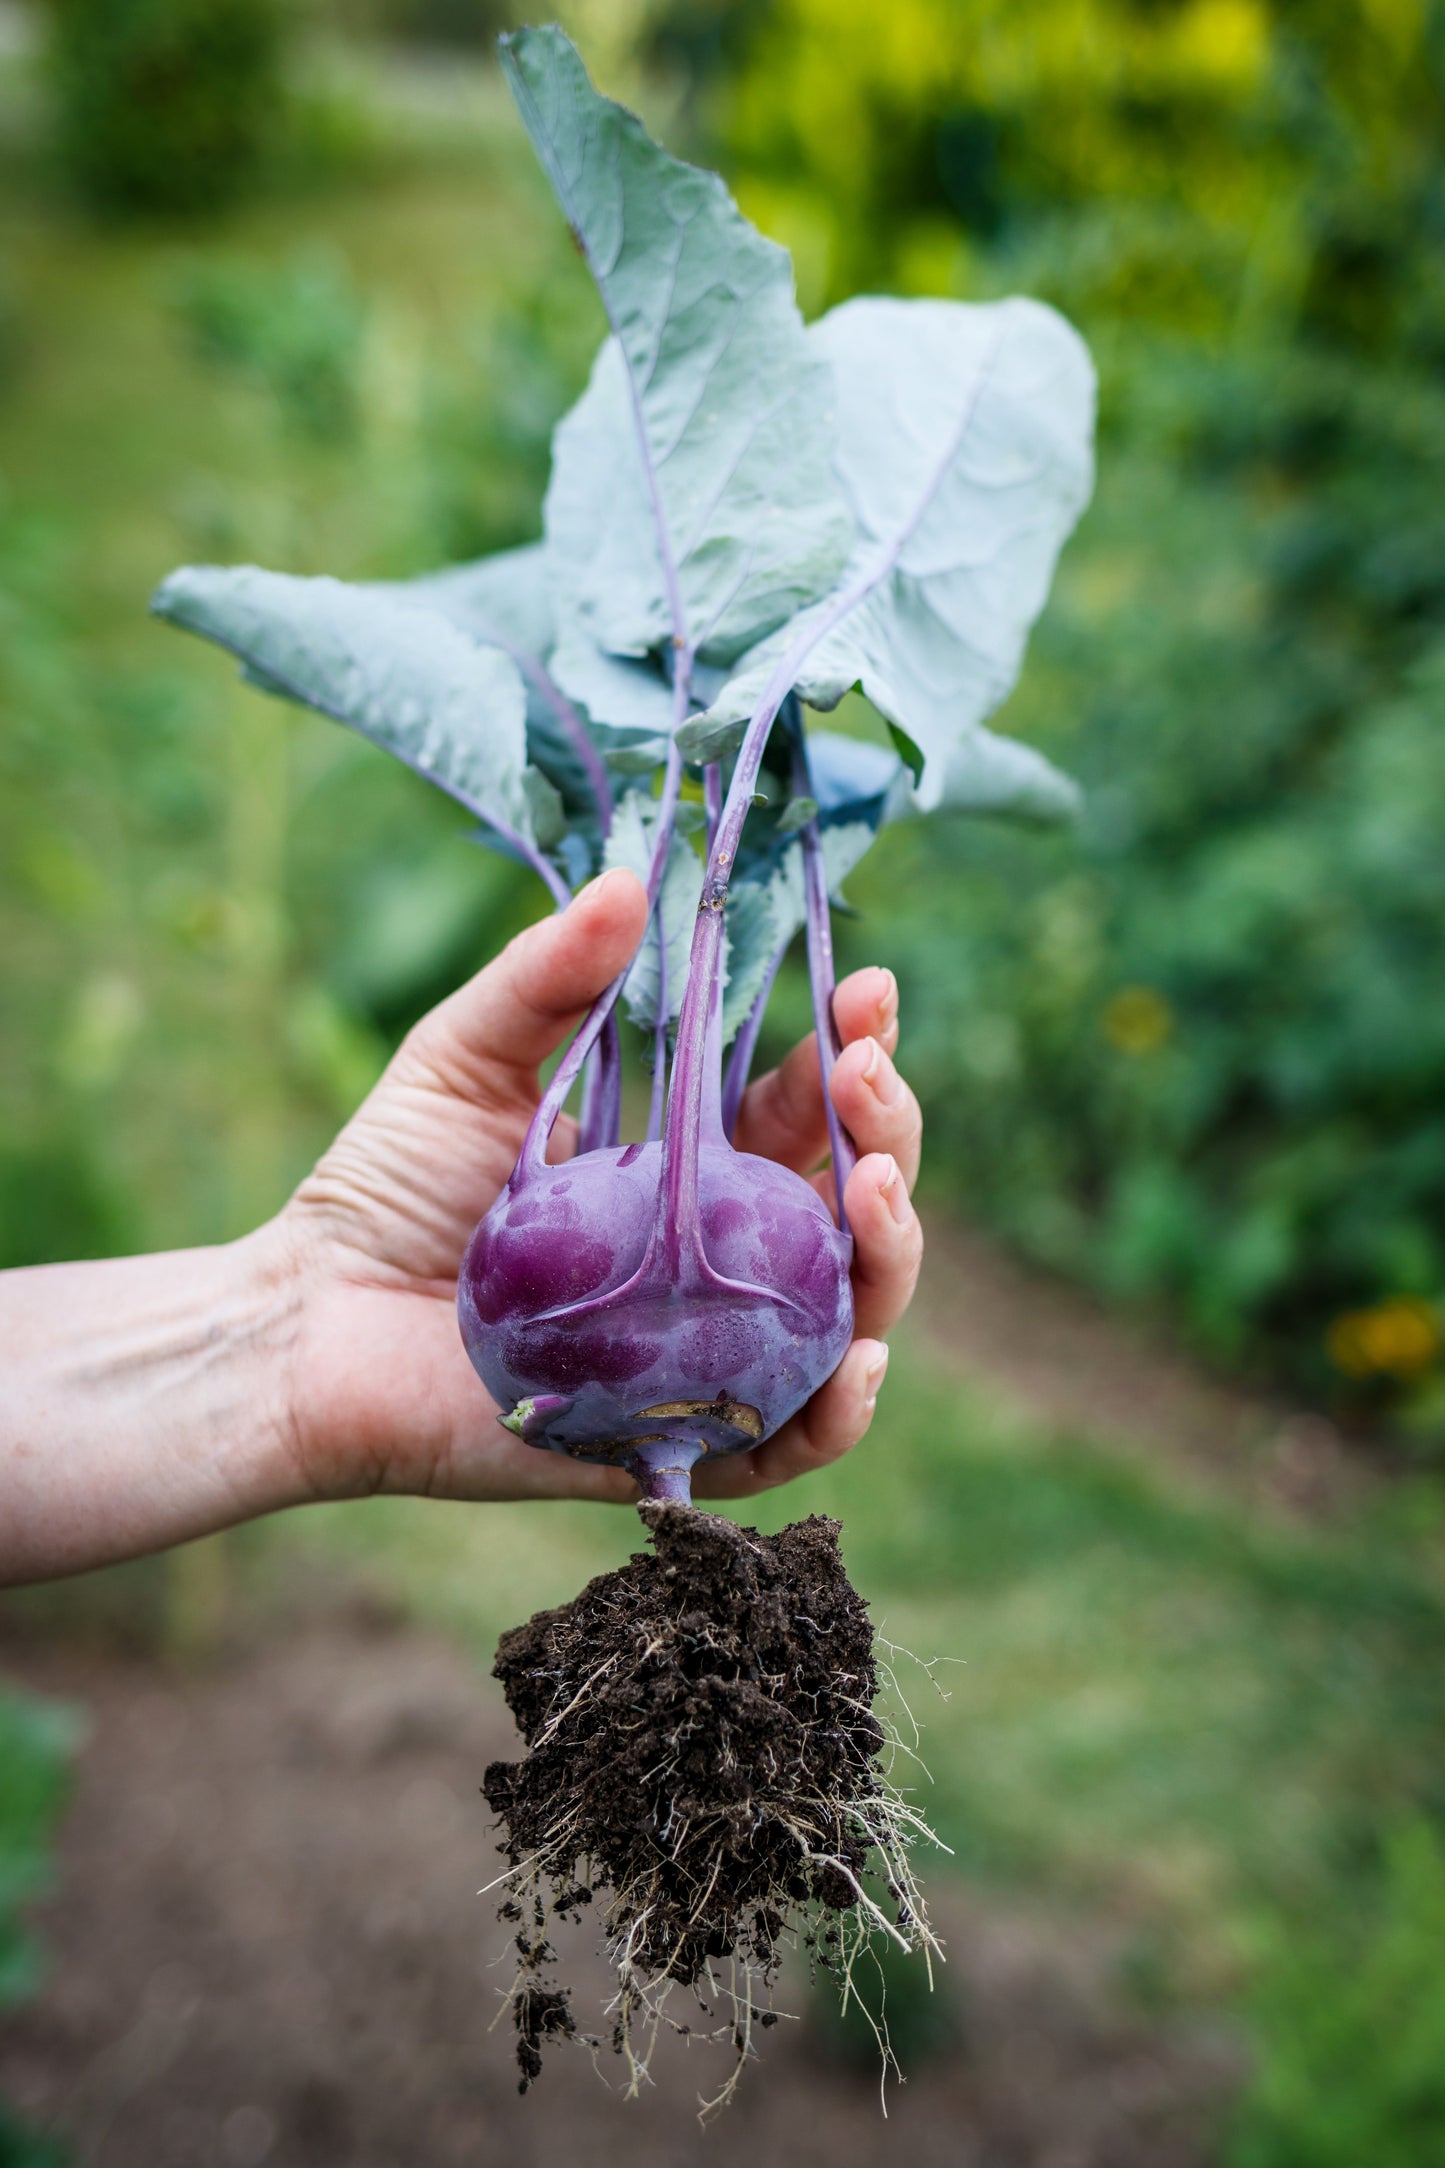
[834,965,899,1059]
[827,1035,923,1191]
[733,965,898,1171]
[840,1151,924,1339]
[691,1339,889,1499]
[402,868,649,1103]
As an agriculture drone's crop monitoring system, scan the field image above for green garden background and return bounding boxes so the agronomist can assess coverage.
[3,1,1445,2159]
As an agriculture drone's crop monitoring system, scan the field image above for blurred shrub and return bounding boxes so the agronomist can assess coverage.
[47,0,285,216]
[0,265,20,397]
[171,248,366,444]
[805,1932,961,2075]
[0,1690,79,2008]
[1228,1820,1445,2167]
[864,338,1445,1421]
[325,0,513,45]
[0,1143,128,1270]
[0,1686,81,2164]
[0,2102,65,2168]
[695,0,1445,1427]
[417,290,597,561]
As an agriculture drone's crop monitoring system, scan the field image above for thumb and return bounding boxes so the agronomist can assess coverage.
[401,867,648,1100]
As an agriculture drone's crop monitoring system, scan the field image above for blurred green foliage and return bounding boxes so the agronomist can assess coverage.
[0,1687,80,2166]
[680,0,1445,1429]
[805,1926,962,2075]
[4,10,1445,2145]
[171,247,368,444]
[46,0,286,215]
[0,99,598,1264]
[0,2105,65,2168]
[1228,1820,1445,2167]
[326,0,514,45]
[0,1690,78,2013]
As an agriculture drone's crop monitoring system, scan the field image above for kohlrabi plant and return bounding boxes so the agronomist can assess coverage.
[152,24,1094,2100]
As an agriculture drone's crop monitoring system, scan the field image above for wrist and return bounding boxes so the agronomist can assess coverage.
[219,1212,319,1521]
[0,1224,318,1585]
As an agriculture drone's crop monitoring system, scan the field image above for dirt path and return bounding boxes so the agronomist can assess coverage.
[913,1216,1370,1519]
[1,1588,1237,2168]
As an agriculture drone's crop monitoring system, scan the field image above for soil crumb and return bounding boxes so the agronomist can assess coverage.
[484,1505,932,2102]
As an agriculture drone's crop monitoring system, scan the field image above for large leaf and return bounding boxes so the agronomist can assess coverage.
[602,793,702,1031]
[932,726,1082,825]
[373,544,618,830]
[808,731,912,828]
[503,25,851,666]
[152,564,541,843]
[386,540,554,660]
[722,818,876,1042]
[549,623,677,739]
[679,295,1094,812]
[720,872,784,1044]
[734,727,900,878]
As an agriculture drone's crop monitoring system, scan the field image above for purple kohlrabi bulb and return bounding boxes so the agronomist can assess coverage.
[458,1139,853,1502]
[459,704,859,1508]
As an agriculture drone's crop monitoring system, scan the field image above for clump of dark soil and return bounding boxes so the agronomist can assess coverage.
[484,1505,935,2102]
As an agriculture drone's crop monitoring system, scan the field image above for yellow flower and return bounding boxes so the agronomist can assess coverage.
[1103,985,1174,1056]
[1172,0,1269,88]
[1327,1299,1442,1382]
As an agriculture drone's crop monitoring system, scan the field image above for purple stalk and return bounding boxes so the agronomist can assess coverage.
[651,350,1002,1256]
[467,609,615,835]
[659,325,1012,1227]
[630,1436,705,1504]
[578,1010,623,1155]
[644,745,720,1142]
[558,715,624,1153]
[521,691,691,1174]
[720,933,787,1142]
[646,1011,668,1143]
[525,657,613,829]
[479,818,571,908]
[514,70,1003,1200]
[790,711,856,1232]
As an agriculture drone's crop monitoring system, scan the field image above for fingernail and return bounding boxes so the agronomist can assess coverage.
[877,1154,911,1224]
[878,967,899,1022]
[865,1347,890,1396]
[577,866,632,905]
[865,1040,905,1108]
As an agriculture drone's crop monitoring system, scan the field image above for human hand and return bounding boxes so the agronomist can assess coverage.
[272,866,924,1508]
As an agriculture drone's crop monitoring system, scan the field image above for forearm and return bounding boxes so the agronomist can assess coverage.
[0,1227,306,1585]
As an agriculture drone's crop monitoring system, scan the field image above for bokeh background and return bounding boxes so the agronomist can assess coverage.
[3,1,1445,2161]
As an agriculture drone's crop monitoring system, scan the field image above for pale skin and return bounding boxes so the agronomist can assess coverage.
[0,868,924,1587]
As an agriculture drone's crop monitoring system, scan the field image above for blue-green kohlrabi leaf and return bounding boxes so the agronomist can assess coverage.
[151,564,551,849]
[388,538,555,660]
[721,819,876,1043]
[502,25,852,668]
[681,295,1095,817]
[548,626,676,742]
[368,542,624,853]
[602,793,702,1031]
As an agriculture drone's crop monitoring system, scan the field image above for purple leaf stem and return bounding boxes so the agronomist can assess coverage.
[520,679,691,1172]
[720,934,787,1142]
[790,709,856,1233]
